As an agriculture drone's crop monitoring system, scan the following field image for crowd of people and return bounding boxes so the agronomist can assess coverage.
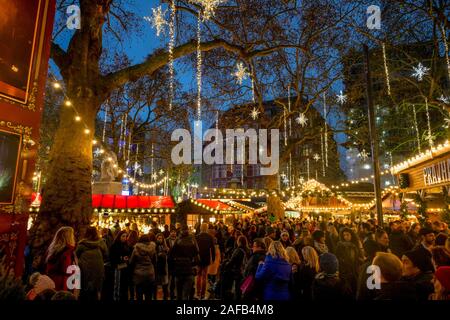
[15,215,450,301]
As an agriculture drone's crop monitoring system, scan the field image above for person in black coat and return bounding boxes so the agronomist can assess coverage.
[221,235,251,301]
[389,221,413,258]
[312,253,350,301]
[401,249,434,300]
[356,239,382,300]
[242,238,267,300]
[109,230,132,301]
[372,252,418,300]
[169,227,199,300]
[195,223,216,299]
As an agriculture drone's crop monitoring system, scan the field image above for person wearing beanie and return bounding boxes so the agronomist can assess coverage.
[312,230,328,256]
[26,274,56,300]
[372,252,417,300]
[401,249,434,300]
[431,266,450,300]
[311,253,349,301]
[280,231,292,248]
[416,228,435,252]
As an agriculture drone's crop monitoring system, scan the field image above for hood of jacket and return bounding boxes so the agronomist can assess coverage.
[79,239,104,250]
[135,242,156,256]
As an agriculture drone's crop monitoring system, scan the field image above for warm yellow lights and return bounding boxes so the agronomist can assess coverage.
[65,100,72,106]
[75,115,81,121]
[53,82,61,89]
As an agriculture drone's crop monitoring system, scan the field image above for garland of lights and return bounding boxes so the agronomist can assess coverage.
[440,24,450,82]
[168,0,176,110]
[382,42,391,96]
[288,85,292,136]
[196,11,202,121]
[102,103,108,142]
[283,106,287,146]
[306,157,310,180]
[48,75,164,192]
[321,128,325,177]
[323,92,328,167]
[425,98,434,148]
[413,104,421,152]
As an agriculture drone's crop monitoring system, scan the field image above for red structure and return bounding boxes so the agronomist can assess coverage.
[0,0,56,276]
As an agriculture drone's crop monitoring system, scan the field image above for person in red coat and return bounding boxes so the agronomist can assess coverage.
[45,226,77,291]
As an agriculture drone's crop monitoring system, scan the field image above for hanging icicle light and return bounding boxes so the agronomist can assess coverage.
[425,97,434,148]
[440,24,450,82]
[321,129,325,177]
[196,11,202,121]
[168,0,176,110]
[381,43,391,96]
[323,93,328,167]
[288,85,292,136]
[413,104,421,153]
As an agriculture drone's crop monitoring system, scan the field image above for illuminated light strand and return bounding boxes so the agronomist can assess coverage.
[323,92,328,167]
[283,105,287,146]
[306,157,310,180]
[288,85,292,136]
[391,140,450,174]
[168,0,176,110]
[102,103,108,142]
[382,42,391,96]
[413,104,421,153]
[425,97,434,148]
[48,75,160,190]
[440,24,450,82]
[196,11,202,121]
[321,128,325,177]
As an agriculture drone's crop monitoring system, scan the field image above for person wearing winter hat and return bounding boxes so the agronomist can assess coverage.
[401,249,434,300]
[416,227,435,252]
[430,266,450,300]
[311,253,349,301]
[26,274,56,300]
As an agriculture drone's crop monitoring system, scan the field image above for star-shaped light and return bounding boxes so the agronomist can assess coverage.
[134,162,141,171]
[94,148,102,157]
[233,62,249,85]
[151,172,158,180]
[280,173,286,179]
[159,169,164,175]
[145,6,167,37]
[411,63,430,81]
[313,154,320,162]
[282,176,289,185]
[336,90,347,105]
[438,95,449,104]
[358,149,369,161]
[250,107,260,120]
[299,177,305,184]
[295,113,308,127]
[190,0,226,21]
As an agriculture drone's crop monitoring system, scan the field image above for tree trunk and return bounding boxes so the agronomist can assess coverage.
[28,95,99,266]
[266,174,284,220]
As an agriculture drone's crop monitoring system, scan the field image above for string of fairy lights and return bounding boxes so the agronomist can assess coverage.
[47,74,168,192]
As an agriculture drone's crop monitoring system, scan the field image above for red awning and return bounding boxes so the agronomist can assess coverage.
[92,194,175,209]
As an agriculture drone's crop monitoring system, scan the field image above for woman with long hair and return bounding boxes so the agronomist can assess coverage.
[109,230,132,301]
[295,246,319,301]
[222,235,250,300]
[155,233,169,300]
[45,226,77,292]
[255,241,291,301]
[335,227,364,298]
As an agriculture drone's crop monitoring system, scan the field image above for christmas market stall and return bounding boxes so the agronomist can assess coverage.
[29,194,176,233]
[392,141,450,223]
[177,198,242,229]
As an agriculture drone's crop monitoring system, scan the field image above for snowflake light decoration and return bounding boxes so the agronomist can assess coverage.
[250,107,260,120]
[190,0,226,21]
[444,117,450,128]
[94,148,102,157]
[438,95,449,105]
[145,6,167,37]
[233,62,249,85]
[299,177,305,184]
[282,176,289,185]
[411,63,430,81]
[313,154,320,162]
[159,169,164,175]
[295,113,308,127]
[134,163,141,172]
[358,149,369,161]
[151,172,158,180]
[336,90,347,105]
